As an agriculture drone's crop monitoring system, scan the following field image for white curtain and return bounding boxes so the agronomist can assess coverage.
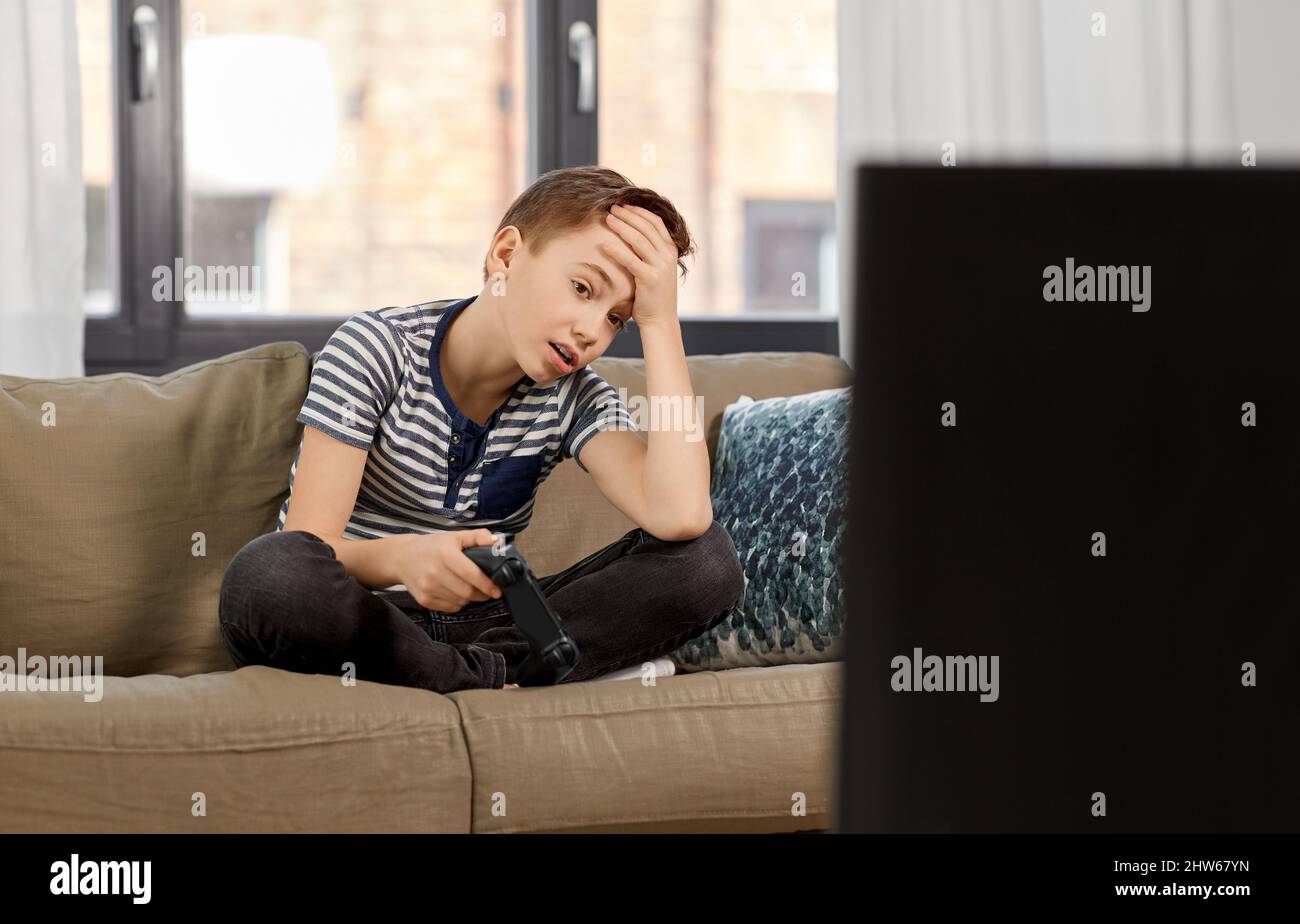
[0,0,85,378]
[837,0,1300,366]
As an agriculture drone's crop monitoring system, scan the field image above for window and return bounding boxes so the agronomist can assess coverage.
[83,0,839,373]
[185,194,270,314]
[744,199,836,315]
[76,0,116,317]
[597,0,837,318]
[178,1,528,317]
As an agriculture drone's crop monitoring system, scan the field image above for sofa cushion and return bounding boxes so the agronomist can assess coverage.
[450,661,842,833]
[0,342,311,677]
[0,665,473,833]
[672,386,851,671]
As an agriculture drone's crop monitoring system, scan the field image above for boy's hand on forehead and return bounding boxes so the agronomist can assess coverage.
[598,203,679,329]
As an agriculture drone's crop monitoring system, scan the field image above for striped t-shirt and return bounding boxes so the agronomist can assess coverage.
[276,295,636,557]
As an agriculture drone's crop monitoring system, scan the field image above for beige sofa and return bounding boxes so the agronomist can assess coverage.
[0,341,850,833]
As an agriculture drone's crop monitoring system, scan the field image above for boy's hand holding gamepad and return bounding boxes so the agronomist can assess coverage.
[392,529,505,612]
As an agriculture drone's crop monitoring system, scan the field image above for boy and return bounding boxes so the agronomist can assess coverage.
[217,166,746,692]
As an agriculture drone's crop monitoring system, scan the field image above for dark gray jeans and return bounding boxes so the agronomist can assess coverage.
[217,521,745,692]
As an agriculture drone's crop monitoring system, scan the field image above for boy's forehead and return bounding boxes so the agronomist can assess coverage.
[550,224,635,292]
[552,219,614,253]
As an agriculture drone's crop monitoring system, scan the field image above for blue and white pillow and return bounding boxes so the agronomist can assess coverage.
[670,386,850,671]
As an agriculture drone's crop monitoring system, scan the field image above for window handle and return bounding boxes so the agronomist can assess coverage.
[130,4,159,102]
[568,20,595,114]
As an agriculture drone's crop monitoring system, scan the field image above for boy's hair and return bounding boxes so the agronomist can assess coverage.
[482,165,696,284]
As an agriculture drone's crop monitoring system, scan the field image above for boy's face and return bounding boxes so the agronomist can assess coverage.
[488,219,637,384]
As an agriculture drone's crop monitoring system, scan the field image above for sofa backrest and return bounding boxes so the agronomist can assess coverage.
[1,341,851,677]
[2,343,312,679]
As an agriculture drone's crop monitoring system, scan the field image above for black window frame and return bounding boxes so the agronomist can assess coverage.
[86,0,838,375]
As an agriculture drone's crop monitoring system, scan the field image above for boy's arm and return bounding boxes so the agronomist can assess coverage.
[579,203,713,541]
[579,331,712,542]
[282,309,414,587]
[283,425,413,589]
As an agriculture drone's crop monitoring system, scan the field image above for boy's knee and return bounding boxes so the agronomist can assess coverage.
[218,530,323,629]
[218,530,334,668]
[680,521,746,619]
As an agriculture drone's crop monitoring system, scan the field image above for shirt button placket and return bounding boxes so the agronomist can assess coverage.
[448,429,465,501]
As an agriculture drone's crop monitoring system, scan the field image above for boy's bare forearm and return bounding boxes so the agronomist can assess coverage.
[322,533,410,590]
[638,319,712,533]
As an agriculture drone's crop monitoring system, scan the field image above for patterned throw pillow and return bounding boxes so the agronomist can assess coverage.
[670,386,850,671]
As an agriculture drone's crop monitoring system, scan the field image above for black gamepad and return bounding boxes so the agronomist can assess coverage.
[464,539,580,686]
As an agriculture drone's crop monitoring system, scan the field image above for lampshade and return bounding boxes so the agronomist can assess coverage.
[184,34,339,196]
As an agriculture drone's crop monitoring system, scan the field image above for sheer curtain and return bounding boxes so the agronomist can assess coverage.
[0,0,85,377]
[836,0,1300,367]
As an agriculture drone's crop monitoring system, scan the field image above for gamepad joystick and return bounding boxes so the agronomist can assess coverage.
[464,539,580,686]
